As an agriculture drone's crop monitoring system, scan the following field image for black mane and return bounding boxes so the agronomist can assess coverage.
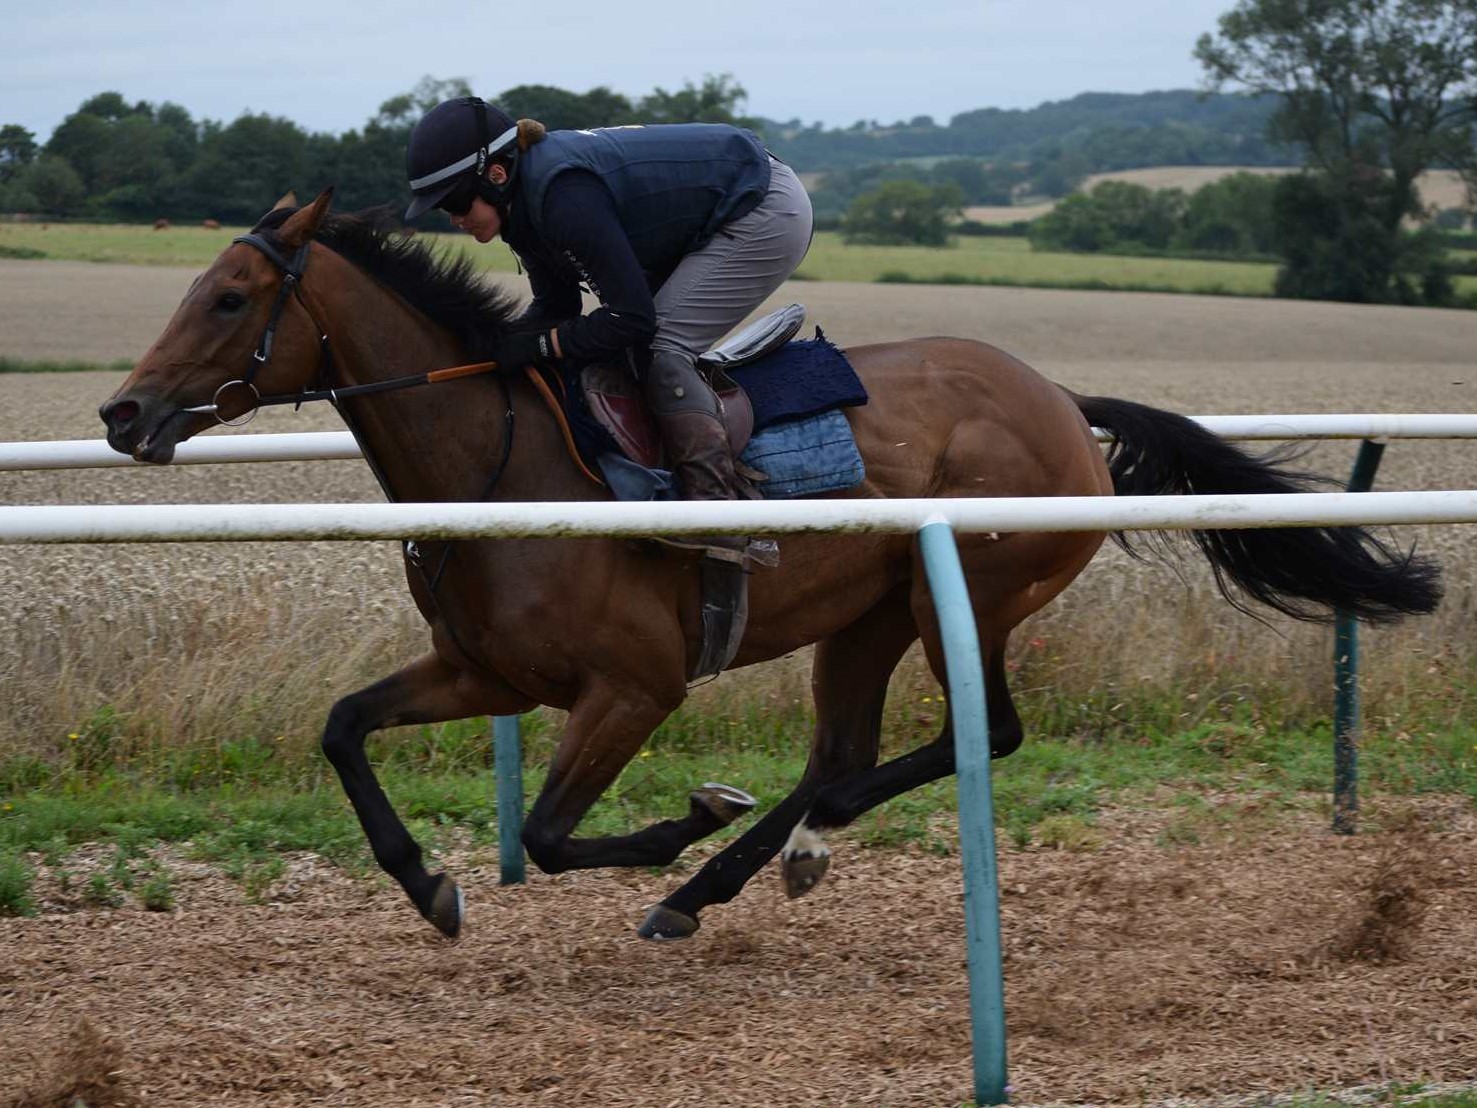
[251,206,521,349]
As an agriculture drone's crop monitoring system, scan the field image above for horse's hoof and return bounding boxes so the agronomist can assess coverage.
[781,851,830,899]
[690,782,758,827]
[422,873,464,939]
[637,904,700,941]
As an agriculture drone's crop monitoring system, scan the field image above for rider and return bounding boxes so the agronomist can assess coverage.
[403,97,813,528]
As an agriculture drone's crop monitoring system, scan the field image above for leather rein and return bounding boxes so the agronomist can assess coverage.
[190,232,603,489]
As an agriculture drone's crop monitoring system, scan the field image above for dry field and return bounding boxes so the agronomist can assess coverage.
[1,259,1475,752]
[3,261,1477,1105]
[964,166,1471,225]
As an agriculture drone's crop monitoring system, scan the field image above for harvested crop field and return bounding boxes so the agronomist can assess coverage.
[2,260,1475,748]
[963,166,1470,225]
[3,260,1477,1105]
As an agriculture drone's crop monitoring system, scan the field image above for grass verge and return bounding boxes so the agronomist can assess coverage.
[7,223,1474,303]
[875,269,1265,298]
[0,357,135,374]
[3,692,1472,898]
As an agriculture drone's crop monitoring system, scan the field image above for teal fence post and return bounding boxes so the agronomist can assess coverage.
[918,519,1008,1105]
[493,715,526,884]
[1334,439,1385,835]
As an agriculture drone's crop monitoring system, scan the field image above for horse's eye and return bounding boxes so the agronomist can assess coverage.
[215,290,246,312]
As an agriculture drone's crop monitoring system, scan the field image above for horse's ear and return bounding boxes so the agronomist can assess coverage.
[271,190,299,212]
[276,188,334,248]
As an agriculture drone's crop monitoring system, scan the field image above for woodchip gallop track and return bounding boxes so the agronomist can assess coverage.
[4,808,1476,1105]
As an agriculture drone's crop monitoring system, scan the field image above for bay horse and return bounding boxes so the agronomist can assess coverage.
[99,191,1441,940]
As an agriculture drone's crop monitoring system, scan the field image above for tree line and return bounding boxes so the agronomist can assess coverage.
[0,76,1319,226]
[0,75,761,225]
[3,0,1475,310]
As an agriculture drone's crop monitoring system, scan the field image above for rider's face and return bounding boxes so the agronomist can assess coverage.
[446,164,508,244]
[450,195,502,243]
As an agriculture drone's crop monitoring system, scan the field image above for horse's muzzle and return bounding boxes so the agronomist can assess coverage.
[100,392,189,463]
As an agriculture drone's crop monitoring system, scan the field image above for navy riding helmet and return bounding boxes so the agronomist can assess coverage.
[404,97,519,220]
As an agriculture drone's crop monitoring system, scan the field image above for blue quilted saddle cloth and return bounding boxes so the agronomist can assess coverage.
[729,330,869,430]
[565,330,870,501]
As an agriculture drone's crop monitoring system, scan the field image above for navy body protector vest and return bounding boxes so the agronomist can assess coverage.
[515,124,773,277]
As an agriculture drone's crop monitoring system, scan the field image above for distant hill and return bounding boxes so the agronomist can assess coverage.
[760,90,1289,173]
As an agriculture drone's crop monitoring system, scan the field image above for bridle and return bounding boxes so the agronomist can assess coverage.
[198,229,518,596]
[184,231,509,425]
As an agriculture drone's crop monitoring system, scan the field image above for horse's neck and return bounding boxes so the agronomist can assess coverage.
[303,251,570,504]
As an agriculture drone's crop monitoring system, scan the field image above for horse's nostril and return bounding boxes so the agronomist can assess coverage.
[109,400,140,426]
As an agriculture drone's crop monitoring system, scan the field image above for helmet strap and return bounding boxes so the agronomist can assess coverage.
[469,97,518,209]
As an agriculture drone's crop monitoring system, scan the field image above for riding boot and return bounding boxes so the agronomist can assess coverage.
[656,408,742,502]
[644,350,753,558]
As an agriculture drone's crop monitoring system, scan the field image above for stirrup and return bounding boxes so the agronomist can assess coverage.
[654,535,779,568]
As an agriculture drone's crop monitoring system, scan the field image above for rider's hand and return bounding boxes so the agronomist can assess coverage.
[494,329,557,371]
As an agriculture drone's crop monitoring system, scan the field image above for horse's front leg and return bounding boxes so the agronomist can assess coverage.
[321,651,532,937]
[519,679,755,874]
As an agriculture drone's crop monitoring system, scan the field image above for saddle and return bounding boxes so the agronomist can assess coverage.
[581,303,807,473]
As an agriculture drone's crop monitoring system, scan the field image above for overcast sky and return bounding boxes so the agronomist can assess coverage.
[5,0,1240,142]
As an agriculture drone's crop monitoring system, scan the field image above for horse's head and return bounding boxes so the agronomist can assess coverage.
[100,189,334,463]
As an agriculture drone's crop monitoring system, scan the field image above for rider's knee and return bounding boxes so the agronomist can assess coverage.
[644,348,717,416]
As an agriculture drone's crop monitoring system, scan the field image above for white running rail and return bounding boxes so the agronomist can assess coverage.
[4,414,1477,472]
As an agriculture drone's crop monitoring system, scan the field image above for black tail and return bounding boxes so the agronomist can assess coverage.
[1076,395,1442,624]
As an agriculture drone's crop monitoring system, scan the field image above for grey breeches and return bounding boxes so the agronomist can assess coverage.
[644,158,813,414]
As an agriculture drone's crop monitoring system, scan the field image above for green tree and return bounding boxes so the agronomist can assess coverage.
[43,110,112,191]
[842,179,964,246]
[1029,181,1187,252]
[1174,171,1280,254]
[0,125,37,182]
[154,103,199,170]
[1027,149,1092,198]
[374,76,474,128]
[637,74,757,129]
[1195,0,1477,303]
[186,114,310,223]
[16,155,85,214]
[497,84,634,129]
[40,94,198,216]
[1271,169,1454,305]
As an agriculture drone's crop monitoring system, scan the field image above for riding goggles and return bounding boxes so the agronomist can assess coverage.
[436,175,481,217]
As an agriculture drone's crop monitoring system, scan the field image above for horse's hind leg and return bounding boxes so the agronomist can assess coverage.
[321,651,532,938]
[791,643,1021,872]
[518,677,760,874]
[638,587,919,939]
[788,531,1101,867]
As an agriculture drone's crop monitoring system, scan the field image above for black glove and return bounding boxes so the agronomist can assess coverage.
[494,328,557,370]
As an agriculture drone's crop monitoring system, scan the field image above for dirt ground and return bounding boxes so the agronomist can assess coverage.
[3,261,1477,1105]
[2,805,1475,1108]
